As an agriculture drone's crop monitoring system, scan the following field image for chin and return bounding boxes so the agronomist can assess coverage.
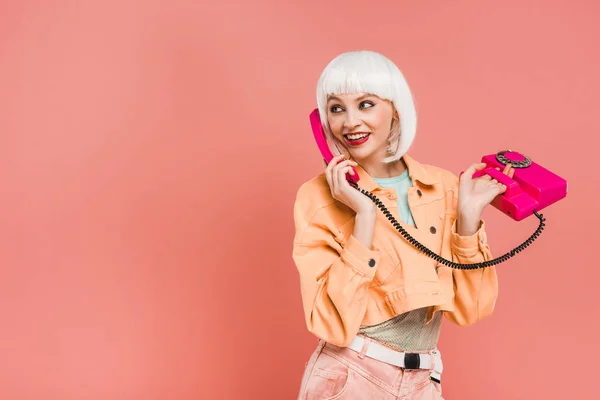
[349,146,379,159]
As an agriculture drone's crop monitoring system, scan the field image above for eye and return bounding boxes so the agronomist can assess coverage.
[329,105,343,113]
[359,101,374,109]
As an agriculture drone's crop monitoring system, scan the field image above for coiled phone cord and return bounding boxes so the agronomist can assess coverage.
[348,179,546,270]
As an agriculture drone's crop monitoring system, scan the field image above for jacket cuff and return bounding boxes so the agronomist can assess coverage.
[451,219,488,257]
[340,234,381,277]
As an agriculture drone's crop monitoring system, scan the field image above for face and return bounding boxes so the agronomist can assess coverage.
[326,93,397,163]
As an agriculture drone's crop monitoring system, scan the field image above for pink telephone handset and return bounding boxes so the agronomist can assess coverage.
[309,108,359,183]
[460,150,567,221]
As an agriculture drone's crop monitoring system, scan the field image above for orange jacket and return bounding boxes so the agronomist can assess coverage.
[292,154,498,347]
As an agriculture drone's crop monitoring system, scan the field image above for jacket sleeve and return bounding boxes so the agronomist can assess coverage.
[292,198,380,347]
[442,170,499,326]
[444,216,499,326]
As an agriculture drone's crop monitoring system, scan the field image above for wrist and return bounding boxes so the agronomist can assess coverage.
[458,202,483,219]
[356,205,377,218]
[456,209,482,236]
[354,206,377,250]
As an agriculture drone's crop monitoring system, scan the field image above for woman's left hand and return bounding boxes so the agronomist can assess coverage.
[456,162,515,236]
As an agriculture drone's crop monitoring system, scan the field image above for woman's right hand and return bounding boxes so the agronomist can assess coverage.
[324,155,376,215]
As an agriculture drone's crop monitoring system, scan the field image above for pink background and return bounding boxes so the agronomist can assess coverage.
[0,1,597,399]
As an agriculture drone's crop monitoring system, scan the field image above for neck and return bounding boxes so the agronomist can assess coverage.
[360,157,407,179]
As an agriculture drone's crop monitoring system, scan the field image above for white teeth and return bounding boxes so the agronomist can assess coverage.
[347,133,369,140]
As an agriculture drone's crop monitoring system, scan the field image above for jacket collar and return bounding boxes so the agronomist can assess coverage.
[352,153,439,192]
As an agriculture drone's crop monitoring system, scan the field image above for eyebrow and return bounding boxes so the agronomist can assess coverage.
[327,93,375,103]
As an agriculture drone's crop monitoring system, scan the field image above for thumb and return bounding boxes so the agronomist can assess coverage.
[461,162,487,181]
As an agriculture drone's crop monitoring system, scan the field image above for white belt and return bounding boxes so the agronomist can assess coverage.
[346,335,443,383]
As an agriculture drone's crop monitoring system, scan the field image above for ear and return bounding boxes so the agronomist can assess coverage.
[391,104,399,120]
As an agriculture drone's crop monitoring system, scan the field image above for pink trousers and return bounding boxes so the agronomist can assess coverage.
[298,339,444,400]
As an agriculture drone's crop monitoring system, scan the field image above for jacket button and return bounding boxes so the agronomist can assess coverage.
[368,259,376,267]
[430,226,437,234]
[417,189,422,196]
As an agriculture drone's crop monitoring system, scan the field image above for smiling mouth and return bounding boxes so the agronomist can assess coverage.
[344,132,370,140]
[343,132,371,146]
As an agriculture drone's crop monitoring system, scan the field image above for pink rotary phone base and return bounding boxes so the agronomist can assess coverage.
[464,150,567,221]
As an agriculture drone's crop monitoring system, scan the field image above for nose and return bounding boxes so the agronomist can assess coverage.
[343,109,361,130]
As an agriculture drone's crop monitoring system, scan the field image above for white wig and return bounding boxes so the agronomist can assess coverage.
[316,50,417,164]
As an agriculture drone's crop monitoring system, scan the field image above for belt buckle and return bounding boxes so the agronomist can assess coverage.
[404,353,420,370]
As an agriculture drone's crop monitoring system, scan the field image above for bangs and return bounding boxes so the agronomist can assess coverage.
[317,60,394,103]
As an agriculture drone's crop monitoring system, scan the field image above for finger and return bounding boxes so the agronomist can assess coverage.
[462,162,487,179]
[502,163,511,175]
[326,169,334,194]
[332,158,354,186]
[326,155,344,171]
[324,156,336,181]
[331,160,342,195]
[325,155,342,189]
[478,166,499,181]
[507,165,515,178]
[341,166,356,177]
[347,164,358,177]
[335,162,350,190]
[326,155,344,178]
[336,160,358,173]
[336,166,355,182]
[336,161,355,179]
[335,159,356,166]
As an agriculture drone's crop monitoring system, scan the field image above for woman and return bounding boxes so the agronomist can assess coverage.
[292,50,514,399]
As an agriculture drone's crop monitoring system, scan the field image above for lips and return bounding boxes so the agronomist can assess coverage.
[344,132,371,146]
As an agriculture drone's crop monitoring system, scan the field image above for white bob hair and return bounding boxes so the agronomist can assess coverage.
[316,50,417,164]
